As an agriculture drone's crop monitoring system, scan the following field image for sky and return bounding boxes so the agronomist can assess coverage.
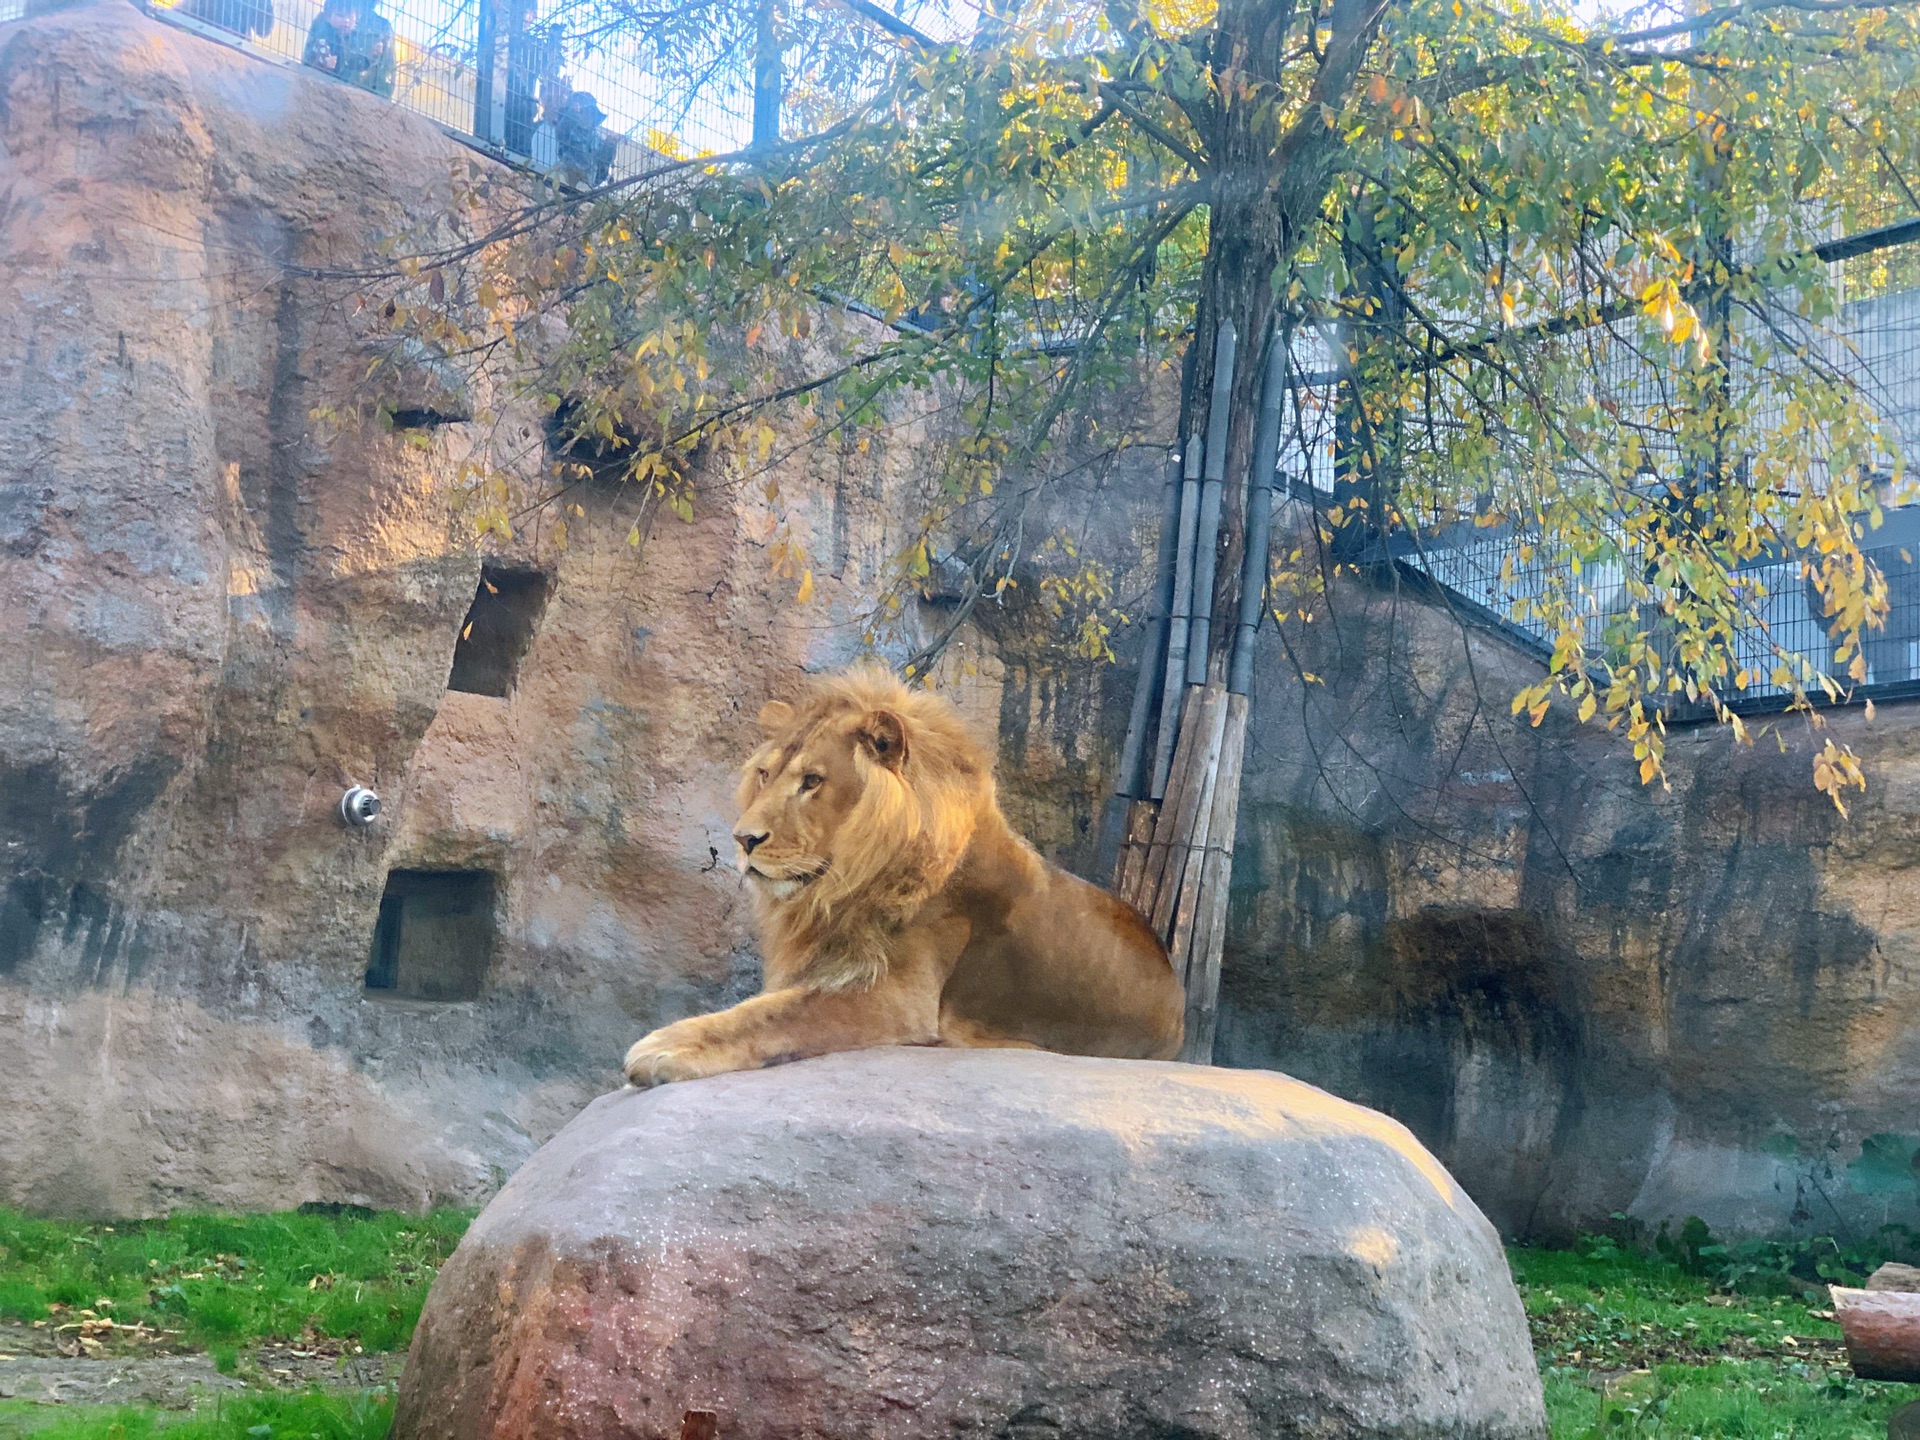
[141,0,1693,161]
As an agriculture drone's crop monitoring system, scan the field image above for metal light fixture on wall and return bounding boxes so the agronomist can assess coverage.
[339,786,382,828]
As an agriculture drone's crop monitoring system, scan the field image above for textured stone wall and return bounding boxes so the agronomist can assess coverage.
[0,0,1020,1213]
[7,0,1916,1241]
[1216,508,1920,1242]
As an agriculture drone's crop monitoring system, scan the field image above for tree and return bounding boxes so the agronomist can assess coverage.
[378,0,1920,804]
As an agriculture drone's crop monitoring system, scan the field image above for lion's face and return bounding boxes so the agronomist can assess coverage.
[731,699,908,901]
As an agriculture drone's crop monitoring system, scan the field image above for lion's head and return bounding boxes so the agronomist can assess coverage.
[731,666,992,942]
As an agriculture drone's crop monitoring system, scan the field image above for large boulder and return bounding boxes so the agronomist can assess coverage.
[394,1048,1546,1440]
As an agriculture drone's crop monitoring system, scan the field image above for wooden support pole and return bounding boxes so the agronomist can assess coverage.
[1150,438,1203,799]
[1113,797,1159,899]
[1177,693,1247,1064]
[1131,684,1210,921]
[1143,684,1225,933]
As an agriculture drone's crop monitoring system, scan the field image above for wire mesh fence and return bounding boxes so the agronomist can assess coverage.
[144,0,757,175]
[1276,232,1920,715]
[16,0,964,171]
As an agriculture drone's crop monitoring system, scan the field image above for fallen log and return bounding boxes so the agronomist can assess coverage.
[1830,1286,1920,1381]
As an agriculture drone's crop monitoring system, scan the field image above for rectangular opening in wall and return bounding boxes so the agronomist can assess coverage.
[365,869,497,1001]
[448,565,549,697]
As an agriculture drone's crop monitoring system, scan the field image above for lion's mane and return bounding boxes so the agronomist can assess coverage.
[748,666,994,992]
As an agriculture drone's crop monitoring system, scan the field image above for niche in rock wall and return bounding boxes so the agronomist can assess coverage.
[448,565,549,698]
[545,398,652,488]
[364,869,497,1001]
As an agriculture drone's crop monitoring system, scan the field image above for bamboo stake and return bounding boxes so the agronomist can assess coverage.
[1149,438,1204,799]
[1096,448,1188,880]
[1177,693,1248,1063]
[1148,683,1228,941]
[1184,322,1237,686]
[1164,715,1226,989]
[1114,797,1159,899]
[1131,684,1206,919]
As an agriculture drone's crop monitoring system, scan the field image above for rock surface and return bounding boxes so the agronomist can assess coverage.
[1221,555,1920,1242]
[1870,1264,1920,1293]
[0,0,1129,1213]
[392,1048,1546,1440]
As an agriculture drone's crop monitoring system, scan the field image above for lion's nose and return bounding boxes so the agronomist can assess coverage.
[735,830,770,855]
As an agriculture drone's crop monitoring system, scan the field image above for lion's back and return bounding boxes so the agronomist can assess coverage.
[937,829,1184,1061]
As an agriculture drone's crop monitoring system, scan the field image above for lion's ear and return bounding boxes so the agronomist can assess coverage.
[757,700,796,735]
[857,709,909,770]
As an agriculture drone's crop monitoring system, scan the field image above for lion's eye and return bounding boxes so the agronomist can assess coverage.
[799,773,824,793]
[755,768,770,785]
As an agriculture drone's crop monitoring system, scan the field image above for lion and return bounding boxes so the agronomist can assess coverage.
[622,665,1185,1086]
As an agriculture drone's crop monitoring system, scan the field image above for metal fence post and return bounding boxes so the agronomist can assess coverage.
[473,0,502,147]
[751,0,782,148]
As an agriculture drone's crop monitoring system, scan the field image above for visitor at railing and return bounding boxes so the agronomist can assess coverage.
[506,24,563,159]
[552,88,615,186]
[302,0,395,99]
[175,0,272,40]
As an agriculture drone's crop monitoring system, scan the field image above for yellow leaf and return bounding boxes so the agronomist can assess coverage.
[1639,755,1658,784]
[1577,694,1596,723]
[796,568,815,604]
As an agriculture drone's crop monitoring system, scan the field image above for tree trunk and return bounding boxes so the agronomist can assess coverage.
[1190,0,1392,666]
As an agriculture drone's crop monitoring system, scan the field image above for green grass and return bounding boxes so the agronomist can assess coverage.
[3,1208,1917,1437]
[1514,1243,1920,1439]
[1541,1363,1911,1440]
[0,1208,473,1353]
[0,1391,393,1440]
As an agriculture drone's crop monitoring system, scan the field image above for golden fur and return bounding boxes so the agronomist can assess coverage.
[623,665,1184,1085]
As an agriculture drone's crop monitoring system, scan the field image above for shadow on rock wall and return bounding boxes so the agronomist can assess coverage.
[1216,527,1920,1242]
[0,1,986,1214]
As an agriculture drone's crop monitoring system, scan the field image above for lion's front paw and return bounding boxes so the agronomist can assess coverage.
[623,1020,732,1088]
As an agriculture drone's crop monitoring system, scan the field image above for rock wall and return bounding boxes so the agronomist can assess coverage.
[0,0,1037,1214]
[1216,505,1920,1243]
[7,0,1917,1242]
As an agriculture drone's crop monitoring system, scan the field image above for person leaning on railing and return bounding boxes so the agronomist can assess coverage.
[552,89,615,186]
[301,0,396,99]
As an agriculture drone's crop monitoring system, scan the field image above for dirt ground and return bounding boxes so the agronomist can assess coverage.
[0,1323,403,1410]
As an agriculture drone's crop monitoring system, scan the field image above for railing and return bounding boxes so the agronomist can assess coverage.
[5,0,963,179]
[139,0,755,176]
